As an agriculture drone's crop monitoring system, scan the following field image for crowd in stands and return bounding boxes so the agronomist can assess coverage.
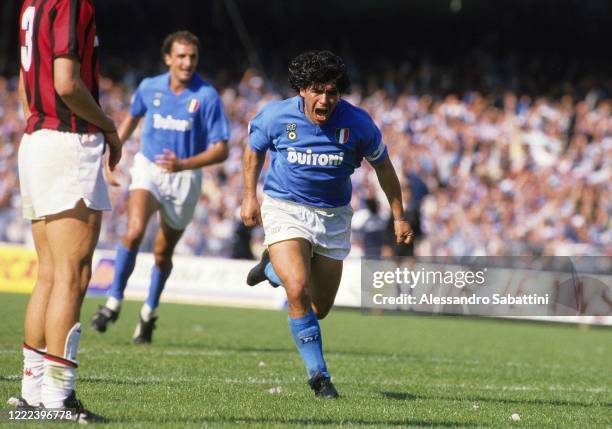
[0,60,610,258]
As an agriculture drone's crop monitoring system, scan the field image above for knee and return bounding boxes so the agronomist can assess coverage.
[37,264,54,289]
[54,258,92,293]
[284,279,310,307]
[153,244,174,271]
[153,252,173,271]
[124,222,146,249]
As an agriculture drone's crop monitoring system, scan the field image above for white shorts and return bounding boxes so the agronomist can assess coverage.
[18,129,111,220]
[261,194,353,260]
[129,152,202,230]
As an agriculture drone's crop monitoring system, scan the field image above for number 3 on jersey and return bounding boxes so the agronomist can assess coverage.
[21,6,36,72]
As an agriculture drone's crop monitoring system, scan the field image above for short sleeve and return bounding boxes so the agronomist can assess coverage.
[129,84,146,117]
[247,109,271,152]
[52,0,93,59]
[202,93,230,144]
[361,117,387,164]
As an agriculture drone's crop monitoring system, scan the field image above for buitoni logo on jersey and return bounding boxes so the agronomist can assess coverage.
[153,114,192,132]
[286,148,344,166]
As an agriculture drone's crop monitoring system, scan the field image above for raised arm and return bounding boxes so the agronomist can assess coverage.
[240,146,266,227]
[371,155,413,244]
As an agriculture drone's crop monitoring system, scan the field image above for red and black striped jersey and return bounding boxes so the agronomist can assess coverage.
[19,0,100,134]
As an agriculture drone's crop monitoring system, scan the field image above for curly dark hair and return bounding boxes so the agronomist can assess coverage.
[288,50,350,93]
[161,30,200,57]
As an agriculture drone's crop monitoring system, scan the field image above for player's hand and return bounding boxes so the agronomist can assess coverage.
[241,196,262,227]
[394,219,414,245]
[103,155,122,187]
[155,149,182,173]
[103,129,122,171]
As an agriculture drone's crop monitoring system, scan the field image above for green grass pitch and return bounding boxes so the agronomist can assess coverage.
[0,293,610,428]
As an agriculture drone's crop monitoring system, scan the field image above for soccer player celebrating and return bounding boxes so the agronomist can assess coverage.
[16,0,121,422]
[241,50,413,398]
[90,31,229,343]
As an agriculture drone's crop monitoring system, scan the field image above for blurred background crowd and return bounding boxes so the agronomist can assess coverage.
[0,0,610,258]
[1,62,609,257]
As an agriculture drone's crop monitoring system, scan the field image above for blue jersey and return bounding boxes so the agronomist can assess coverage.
[130,72,229,162]
[248,96,387,208]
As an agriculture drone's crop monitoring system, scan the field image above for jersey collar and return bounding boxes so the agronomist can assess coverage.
[165,72,201,95]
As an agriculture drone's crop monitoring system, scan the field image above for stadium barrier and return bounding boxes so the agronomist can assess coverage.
[0,243,38,294]
[2,244,610,325]
[88,249,288,309]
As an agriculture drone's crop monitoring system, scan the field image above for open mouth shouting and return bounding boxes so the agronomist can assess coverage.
[300,82,340,125]
[314,106,330,122]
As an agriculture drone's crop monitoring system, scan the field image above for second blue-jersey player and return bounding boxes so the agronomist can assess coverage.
[91,31,229,343]
[132,72,227,163]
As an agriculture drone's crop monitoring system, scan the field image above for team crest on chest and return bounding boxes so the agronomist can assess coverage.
[286,123,297,140]
[188,99,200,113]
[153,92,163,107]
[336,128,350,144]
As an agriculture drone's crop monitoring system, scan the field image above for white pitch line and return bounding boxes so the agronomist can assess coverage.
[81,375,192,384]
[76,348,573,370]
[361,380,609,394]
[1,343,602,380]
[0,347,596,374]
[1,373,607,395]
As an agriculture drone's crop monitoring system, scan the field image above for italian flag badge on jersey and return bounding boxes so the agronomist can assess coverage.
[336,128,350,144]
[188,99,200,113]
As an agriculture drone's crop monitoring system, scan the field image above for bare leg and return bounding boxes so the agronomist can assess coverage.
[310,254,343,320]
[132,220,185,344]
[123,189,159,250]
[101,189,158,308]
[44,200,101,356]
[153,220,184,272]
[268,238,312,318]
[268,239,336,395]
[142,220,184,310]
[23,220,54,350]
[21,219,54,405]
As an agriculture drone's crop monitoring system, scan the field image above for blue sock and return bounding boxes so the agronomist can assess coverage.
[109,245,138,300]
[145,266,172,309]
[264,262,283,286]
[288,309,329,378]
